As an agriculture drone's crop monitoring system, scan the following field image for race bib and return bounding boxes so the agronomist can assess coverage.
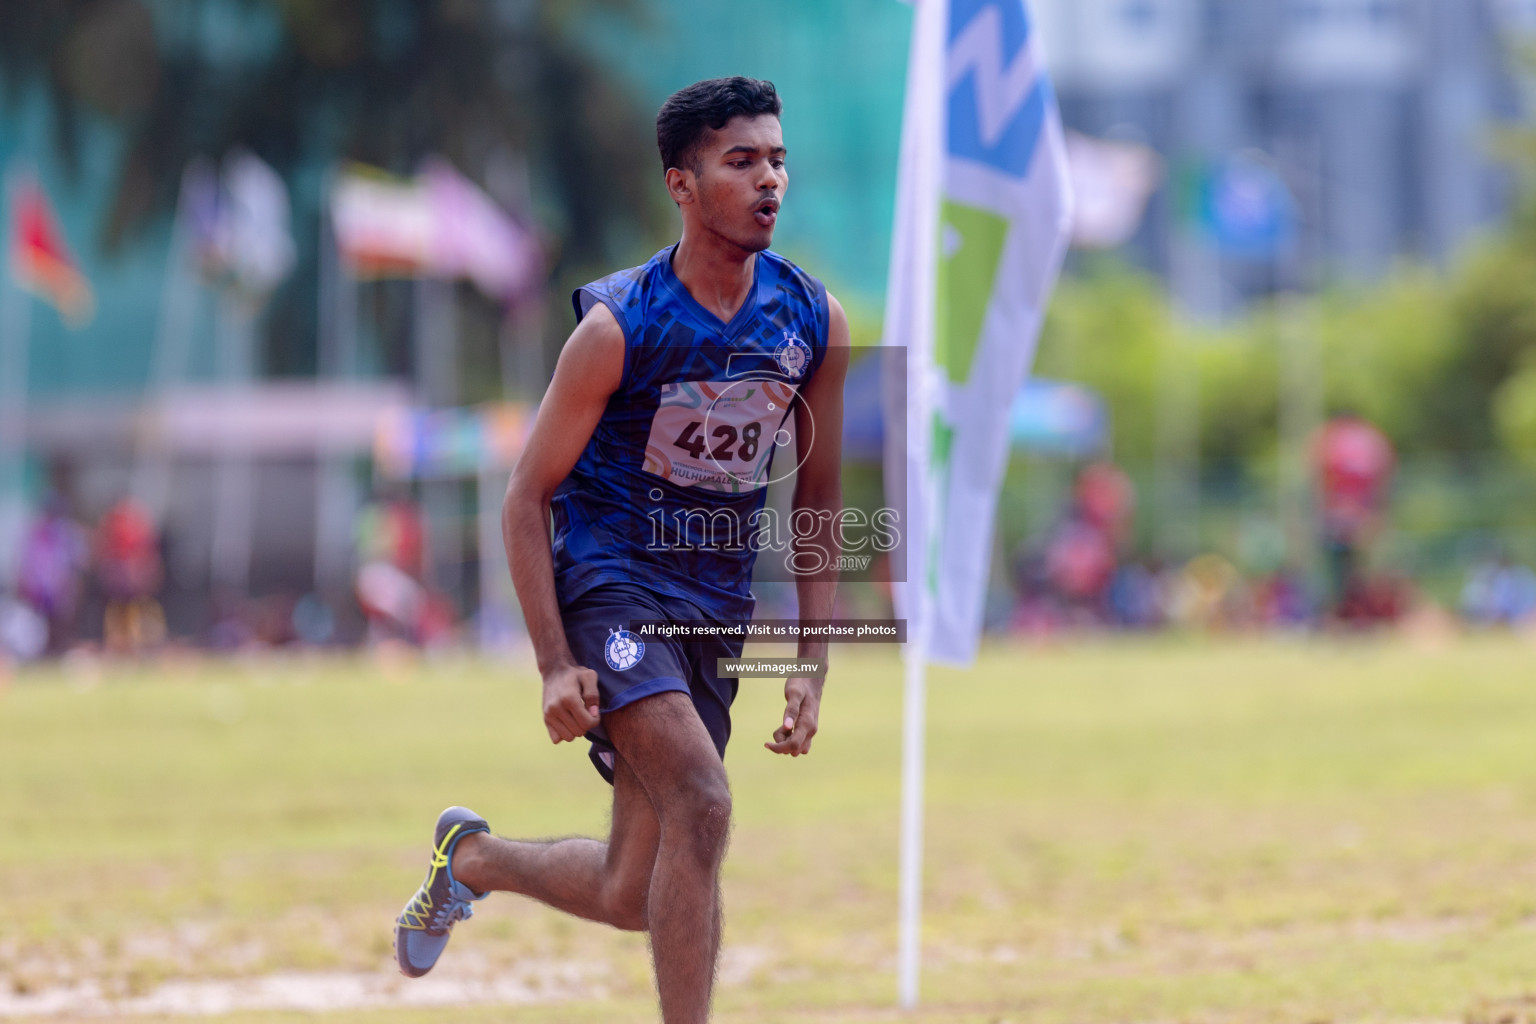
[643,379,798,493]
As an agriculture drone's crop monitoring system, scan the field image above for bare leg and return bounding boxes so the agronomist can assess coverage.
[452,751,659,931]
[452,691,729,1023]
[606,691,731,1024]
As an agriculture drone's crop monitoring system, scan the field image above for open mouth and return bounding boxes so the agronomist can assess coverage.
[754,198,779,227]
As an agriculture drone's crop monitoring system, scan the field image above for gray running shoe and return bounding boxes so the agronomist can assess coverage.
[393,806,489,977]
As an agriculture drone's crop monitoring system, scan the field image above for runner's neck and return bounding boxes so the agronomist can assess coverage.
[671,235,757,324]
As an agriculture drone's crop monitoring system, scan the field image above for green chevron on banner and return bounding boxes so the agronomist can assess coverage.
[934,198,1008,384]
[926,410,954,594]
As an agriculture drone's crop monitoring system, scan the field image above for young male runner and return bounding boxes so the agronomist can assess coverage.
[394,77,849,1023]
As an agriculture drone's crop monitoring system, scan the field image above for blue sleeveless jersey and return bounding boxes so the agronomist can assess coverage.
[551,245,830,621]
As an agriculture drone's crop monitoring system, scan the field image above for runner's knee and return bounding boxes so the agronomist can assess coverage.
[661,770,732,861]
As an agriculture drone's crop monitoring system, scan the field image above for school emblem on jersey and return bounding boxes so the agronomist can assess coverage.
[604,628,645,671]
[775,331,811,380]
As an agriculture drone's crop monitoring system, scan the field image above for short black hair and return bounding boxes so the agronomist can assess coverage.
[656,77,782,174]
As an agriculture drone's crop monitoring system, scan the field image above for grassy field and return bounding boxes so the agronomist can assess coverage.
[4,635,1536,1022]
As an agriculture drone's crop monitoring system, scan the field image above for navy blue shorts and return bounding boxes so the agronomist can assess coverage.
[559,582,744,785]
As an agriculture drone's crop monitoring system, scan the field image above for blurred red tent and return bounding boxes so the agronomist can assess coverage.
[8,178,94,327]
[329,160,540,302]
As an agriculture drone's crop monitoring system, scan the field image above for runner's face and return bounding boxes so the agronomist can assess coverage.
[691,115,787,252]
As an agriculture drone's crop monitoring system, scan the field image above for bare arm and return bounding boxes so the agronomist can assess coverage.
[766,293,850,757]
[503,303,624,744]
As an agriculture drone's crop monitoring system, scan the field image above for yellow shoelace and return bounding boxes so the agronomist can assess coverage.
[398,823,465,931]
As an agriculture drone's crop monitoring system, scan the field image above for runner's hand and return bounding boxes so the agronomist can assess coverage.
[542,664,600,743]
[765,676,823,756]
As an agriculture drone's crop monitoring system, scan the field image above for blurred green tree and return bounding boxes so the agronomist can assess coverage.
[1033,261,1170,466]
[1035,251,1532,469]
[1479,216,1536,464]
[0,0,662,261]
[1315,265,1459,451]
[1493,353,1536,466]
[0,0,669,385]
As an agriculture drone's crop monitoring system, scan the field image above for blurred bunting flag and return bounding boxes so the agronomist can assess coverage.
[421,159,541,302]
[885,0,1073,664]
[183,150,296,302]
[329,165,432,280]
[1066,130,1162,250]
[373,402,531,479]
[9,177,94,327]
[330,160,540,302]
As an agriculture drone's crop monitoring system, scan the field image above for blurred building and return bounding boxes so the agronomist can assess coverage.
[590,0,1534,311]
[1035,0,1531,311]
[6,0,1536,636]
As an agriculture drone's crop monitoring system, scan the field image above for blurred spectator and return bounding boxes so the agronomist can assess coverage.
[15,496,90,655]
[1105,560,1164,629]
[205,592,304,651]
[1461,556,1536,627]
[1252,567,1315,628]
[1165,553,1252,630]
[0,596,48,663]
[292,592,338,646]
[1044,463,1134,619]
[206,591,256,652]
[1312,413,1395,613]
[1335,572,1414,628]
[1043,517,1116,614]
[356,490,425,577]
[95,496,165,654]
[1007,547,1058,636]
[356,560,427,644]
[1074,462,1135,545]
[353,491,454,646]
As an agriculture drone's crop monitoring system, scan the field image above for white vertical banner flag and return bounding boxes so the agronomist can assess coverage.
[885,0,1072,1007]
[887,0,1073,665]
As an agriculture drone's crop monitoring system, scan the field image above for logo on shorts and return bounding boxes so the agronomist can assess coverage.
[604,628,645,671]
[775,331,810,380]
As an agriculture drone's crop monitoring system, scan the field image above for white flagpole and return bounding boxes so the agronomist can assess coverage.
[477,448,511,651]
[893,0,1073,1001]
[897,638,929,1008]
[134,169,200,523]
[210,293,257,595]
[889,0,947,1008]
